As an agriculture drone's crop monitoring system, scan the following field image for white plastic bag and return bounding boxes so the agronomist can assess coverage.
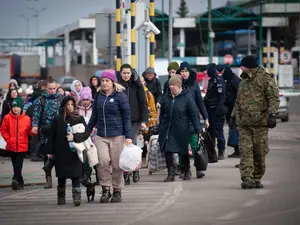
[119,144,142,172]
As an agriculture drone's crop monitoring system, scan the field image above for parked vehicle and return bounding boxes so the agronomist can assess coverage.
[56,76,75,91]
[277,95,289,122]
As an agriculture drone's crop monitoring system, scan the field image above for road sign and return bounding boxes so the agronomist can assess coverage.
[280,50,292,63]
[224,54,234,65]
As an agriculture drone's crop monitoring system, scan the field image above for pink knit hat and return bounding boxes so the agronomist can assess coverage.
[79,87,92,101]
[101,69,117,83]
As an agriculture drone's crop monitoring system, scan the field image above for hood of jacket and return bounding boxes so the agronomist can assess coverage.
[89,75,100,89]
[70,80,83,95]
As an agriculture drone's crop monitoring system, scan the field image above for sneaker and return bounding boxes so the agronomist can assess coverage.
[132,171,140,183]
[196,171,205,179]
[11,179,19,190]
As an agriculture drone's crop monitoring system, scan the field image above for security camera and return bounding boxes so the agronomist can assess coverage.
[144,21,161,35]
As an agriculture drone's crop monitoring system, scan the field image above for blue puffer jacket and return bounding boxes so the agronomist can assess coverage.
[87,89,132,139]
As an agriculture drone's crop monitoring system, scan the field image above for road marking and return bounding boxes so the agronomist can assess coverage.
[218,211,240,220]
[0,189,41,201]
[243,199,259,207]
[255,189,269,196]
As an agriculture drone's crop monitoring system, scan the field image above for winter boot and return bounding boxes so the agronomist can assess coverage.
[57,186,66,205]
[100,186,112,203]
[72,187,81,206]
[255,181,264,189]
[164,167,175,182]
[196,171,205,179]
[111,188,122,203]
[124,173,131,185]
[218,150,225,160]
[11,178,20,190]
[183,167,191,181]
[132,170,140,183]
[241,180,256,189]
[44,176,52,189]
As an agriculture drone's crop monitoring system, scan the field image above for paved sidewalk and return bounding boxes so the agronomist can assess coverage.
[0,157,46,188]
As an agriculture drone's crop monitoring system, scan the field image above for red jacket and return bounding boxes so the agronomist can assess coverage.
[0,111,32,152]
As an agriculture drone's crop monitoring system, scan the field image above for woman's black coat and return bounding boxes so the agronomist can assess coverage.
[47,114,90,179]
[158,86,201,154]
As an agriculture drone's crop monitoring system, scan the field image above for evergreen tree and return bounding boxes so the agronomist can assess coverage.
[176,0,189,18]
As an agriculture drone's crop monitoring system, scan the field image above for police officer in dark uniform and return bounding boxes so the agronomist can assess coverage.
[204,63,227,160]
[217,65,241,158]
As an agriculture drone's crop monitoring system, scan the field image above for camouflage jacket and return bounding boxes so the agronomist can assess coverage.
[232,67,280,126]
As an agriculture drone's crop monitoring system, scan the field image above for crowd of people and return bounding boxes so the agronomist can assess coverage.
[0,55,280,206]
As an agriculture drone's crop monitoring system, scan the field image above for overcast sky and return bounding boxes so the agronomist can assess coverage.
[0,0,229,37]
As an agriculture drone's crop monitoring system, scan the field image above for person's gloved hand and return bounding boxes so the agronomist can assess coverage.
[267,113,277,129]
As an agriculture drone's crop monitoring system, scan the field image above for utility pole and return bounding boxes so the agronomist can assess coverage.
[168,0,173,63]
[20,14,37,46]
[208,0,213,63]
[162,0,165,57]
[259,0,263,66]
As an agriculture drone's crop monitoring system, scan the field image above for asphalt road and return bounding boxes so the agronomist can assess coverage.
[0,117,300,225]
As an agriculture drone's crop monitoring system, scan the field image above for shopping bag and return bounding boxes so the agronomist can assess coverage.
[0,135,7,150]
[227,128,239,148]
[201,129,218,163]
[194,135,209,171]
[119,144,142,172]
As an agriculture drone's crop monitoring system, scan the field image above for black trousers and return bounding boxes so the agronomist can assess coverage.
[165,152,189,171]
[58,177,80,188]
[10,152,24,183]
[165,152,174,168]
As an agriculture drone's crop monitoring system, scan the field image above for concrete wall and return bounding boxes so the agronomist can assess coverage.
[48,64,109,84]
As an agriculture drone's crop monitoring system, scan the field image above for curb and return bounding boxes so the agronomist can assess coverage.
[0,182,46,188]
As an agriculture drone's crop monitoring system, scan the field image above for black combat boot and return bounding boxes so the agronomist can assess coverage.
[57,186,66,205]
[241,180,256,189]
[196,171,205,179]
[132,171,140,183]
[255,181,264,189]
[72,187,81,206]
[164,167,175,182]
[100,186,112,203]
[111,189,122,203]
[44,176,53,189]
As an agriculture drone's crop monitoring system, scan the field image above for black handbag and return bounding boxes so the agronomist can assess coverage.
[194,135,209,171]
[201,129,218,163]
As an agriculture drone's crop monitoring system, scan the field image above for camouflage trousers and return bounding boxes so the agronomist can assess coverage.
[239,126,269,182]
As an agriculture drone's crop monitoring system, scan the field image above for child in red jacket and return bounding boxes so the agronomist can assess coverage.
[0,97,33,190]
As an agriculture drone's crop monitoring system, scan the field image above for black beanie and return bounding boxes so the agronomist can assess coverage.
[241,55,258,69]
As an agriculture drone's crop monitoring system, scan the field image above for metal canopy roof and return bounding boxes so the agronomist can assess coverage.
[0,37,64,48]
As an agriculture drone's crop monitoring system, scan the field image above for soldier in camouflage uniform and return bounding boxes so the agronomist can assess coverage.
[231,55,280,189]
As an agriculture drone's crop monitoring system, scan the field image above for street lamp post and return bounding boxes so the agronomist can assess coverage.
[28,6,46,37]
[19,14,37,46]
